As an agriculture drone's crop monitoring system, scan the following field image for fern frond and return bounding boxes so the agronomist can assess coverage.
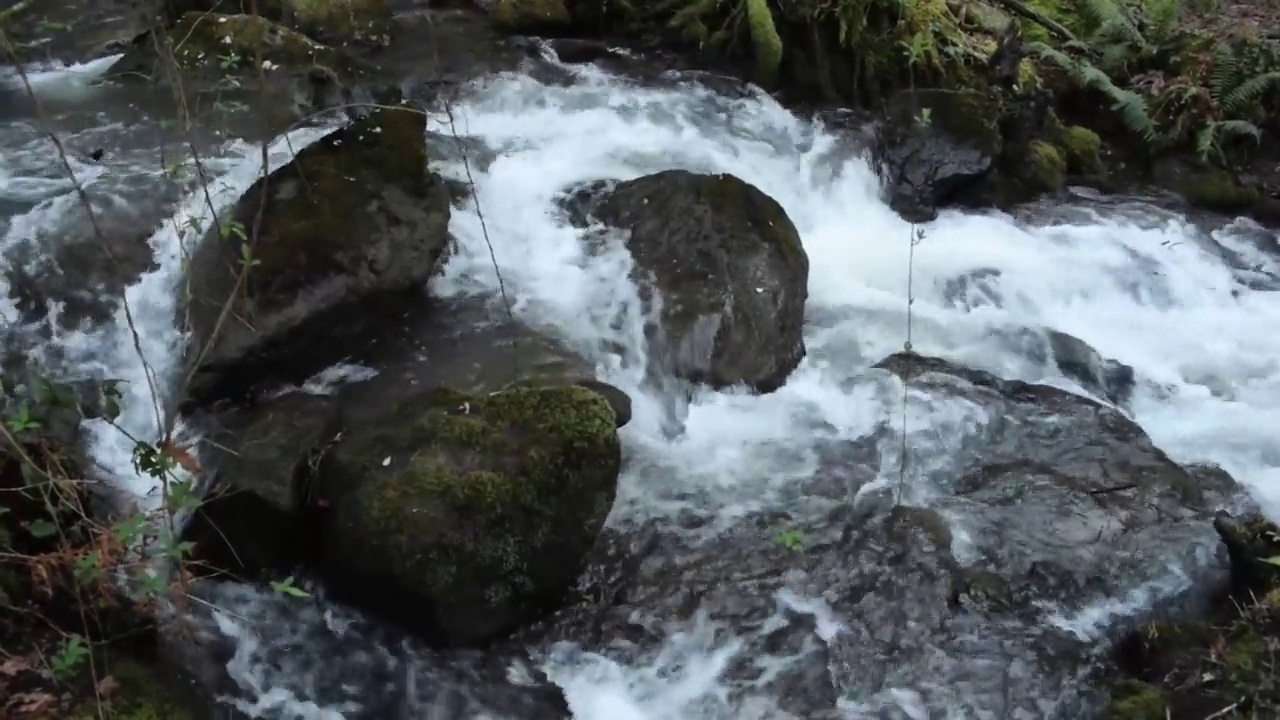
[1194,123,1219,162]
[1221,71,1280,115]
[1209,44,1239,103]
[1029,42,1157,142]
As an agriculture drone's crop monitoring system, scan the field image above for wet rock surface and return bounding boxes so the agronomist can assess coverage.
[158,579,572,720]
[181,104,452,410]
[590,169,810,393]
[520,353,1253,719]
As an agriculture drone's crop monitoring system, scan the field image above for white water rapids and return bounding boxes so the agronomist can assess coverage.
[5,52,1280,718]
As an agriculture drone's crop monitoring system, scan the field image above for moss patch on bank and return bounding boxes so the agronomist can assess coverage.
[1103,514,1280,719]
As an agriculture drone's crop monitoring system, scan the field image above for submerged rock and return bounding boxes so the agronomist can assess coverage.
[315,384,622,646]
[529,353,1251,719]
[181,103,451,409]
[1046,329,1135,407]
[592,170,810,393]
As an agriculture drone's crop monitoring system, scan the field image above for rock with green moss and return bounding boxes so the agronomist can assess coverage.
[1164,162,1262,213]
[182,104,451,409]
[68,657,195,720]
[488,0,573,34]
[1057,125,1105,177]
[1020,139,1066,192]
[1101,514,1280,719]
[314,385,621,645]
[166,0,393,47]
[591,170,809,393]
[107,12,393,127]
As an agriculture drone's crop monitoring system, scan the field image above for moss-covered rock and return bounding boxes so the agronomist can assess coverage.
[1103,680,1170,720]
[283,0,393,47]
[1057,125,1105,177]
[166,0,393,47]
[315,385,622,646]
[490,0,573,34]
[182,104,451,409]
[107,12,394,129]
[1103,514,1280,719]
[592,170,809,393]
[1171,165,1262,212]
[68,657,195,720]
[1019,139,1066,192]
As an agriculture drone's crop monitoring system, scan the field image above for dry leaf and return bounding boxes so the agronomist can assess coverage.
[9,690,56,714]
[0,654,34,677]
[95,674,121,698]
[160,438,201,476]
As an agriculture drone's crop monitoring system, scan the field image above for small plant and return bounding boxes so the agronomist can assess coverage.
[773,528,804,552]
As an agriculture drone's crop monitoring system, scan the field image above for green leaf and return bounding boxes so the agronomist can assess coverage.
[270,576,312,599]
[24,519,57,539]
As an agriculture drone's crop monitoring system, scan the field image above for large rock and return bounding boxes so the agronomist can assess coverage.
[182,392,340,578]
[179,296,631,585]
[872,88,1002,223]
[314,384,622,646]
[525,353,1252,719]
[164,0,394,48]
[591,170,809,392]
[108,13,395,130]
[181,103,451,409]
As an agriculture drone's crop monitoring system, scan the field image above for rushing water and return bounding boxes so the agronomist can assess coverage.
[5,50,1280,718]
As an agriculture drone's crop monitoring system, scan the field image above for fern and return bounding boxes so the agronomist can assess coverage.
[1029,41,1157,143]
[1220,71,1280,115]
[1195,119,1262,163]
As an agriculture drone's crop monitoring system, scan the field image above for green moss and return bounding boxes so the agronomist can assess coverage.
[68,658,193,720]
[912,88,1004,157]
[490,0,572,32]
[1176,167,1262,211]
[745,0,782,86]
[1058,125,1104,176]
[1103,680,1169,719]
[170,12,372,78]
[196,104,431,317]
[286,0,393,46]
[1023,140,1066,192]
[321,385,621,642]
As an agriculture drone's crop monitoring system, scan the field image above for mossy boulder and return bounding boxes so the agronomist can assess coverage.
[314,385,622,646]
[590,170,810,392]
[1168,163,1262,212]
[165,0,394,47]
[182,104,452,409]
[108,13,390,125]
[1019,139,1067,193]
[181,392,340,577]
[489,0,573,34]
[68,657,195,720]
